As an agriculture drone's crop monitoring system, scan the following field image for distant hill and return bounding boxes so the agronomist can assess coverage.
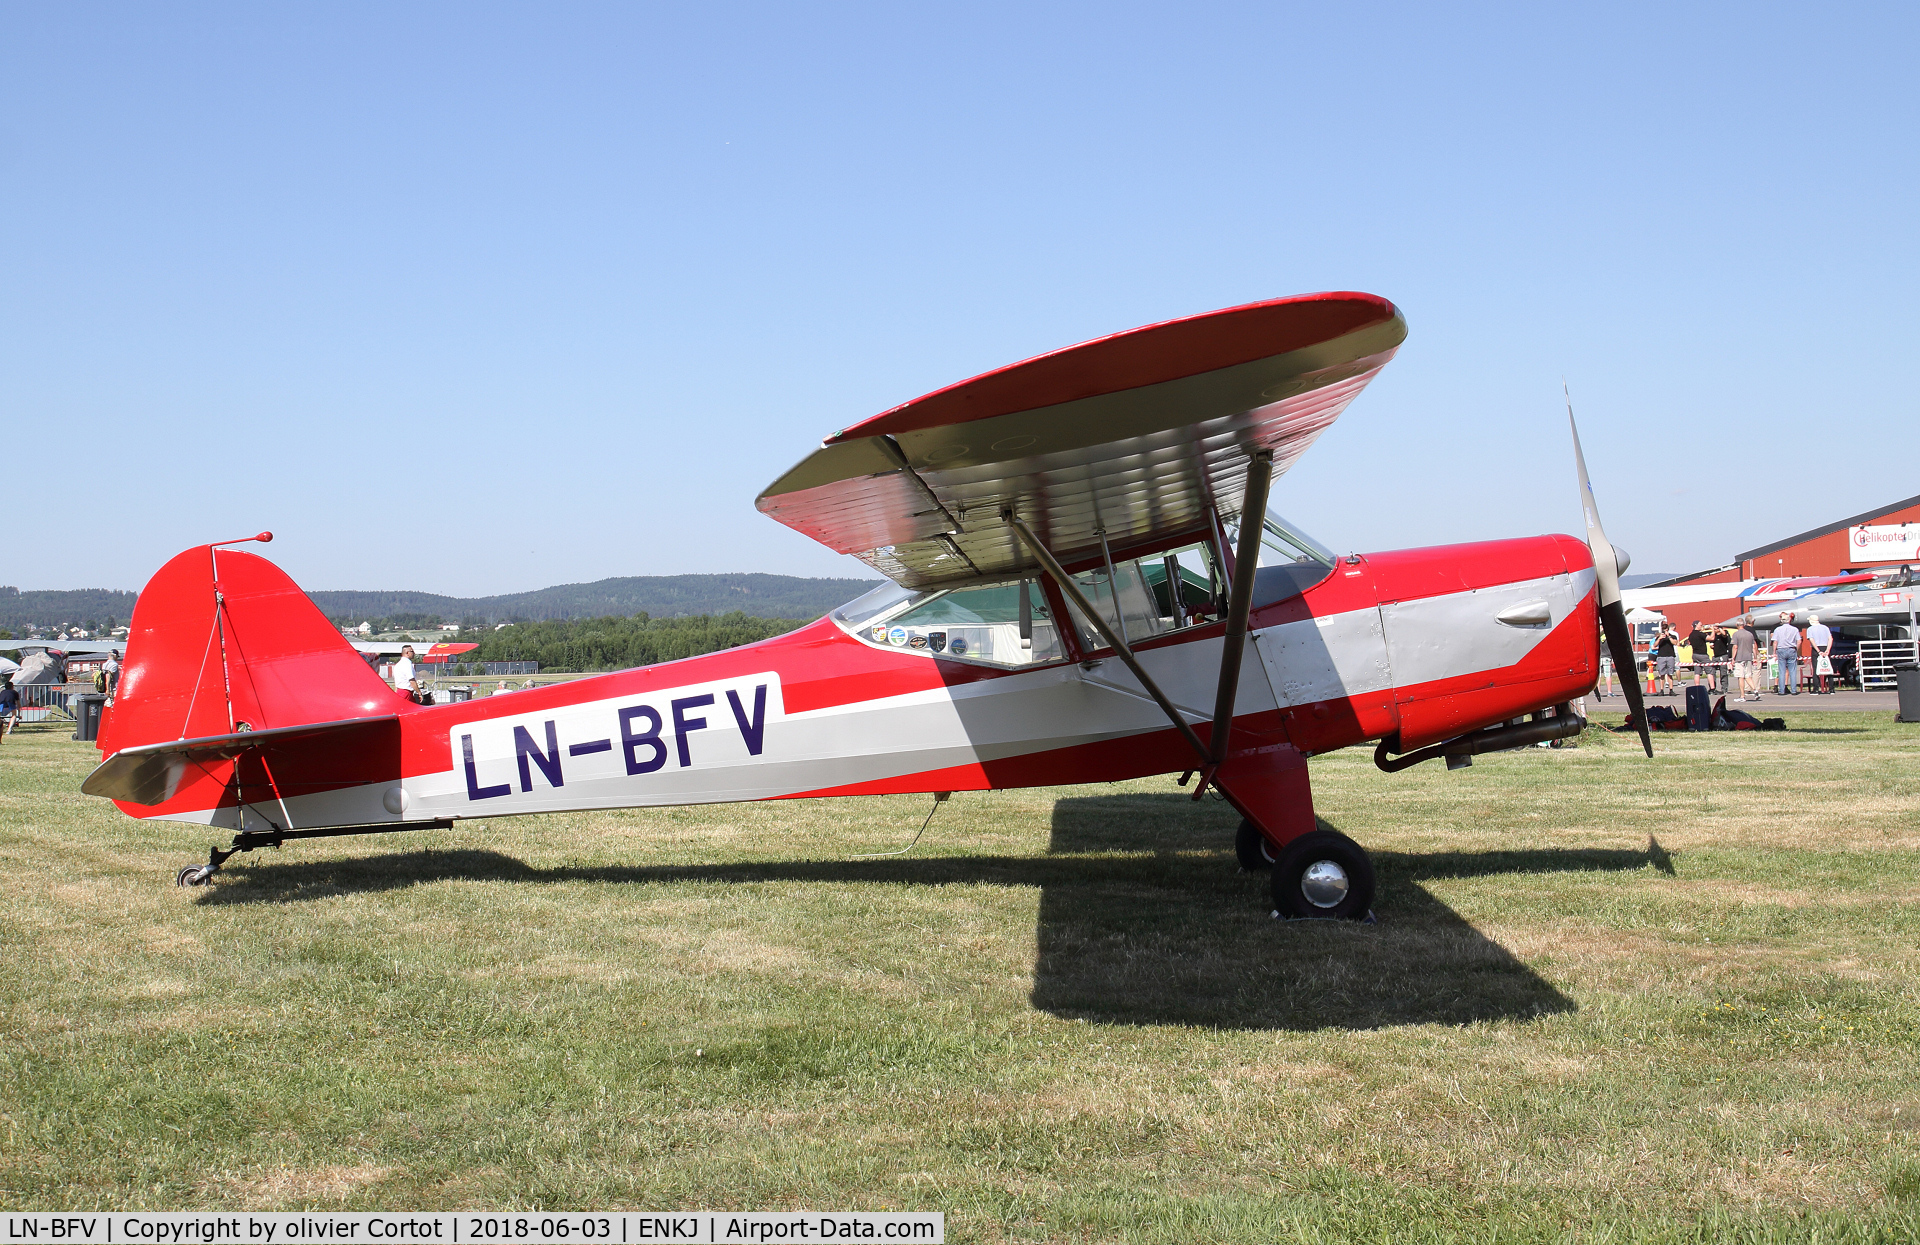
[0,573,881,632]
[308,573,879,624]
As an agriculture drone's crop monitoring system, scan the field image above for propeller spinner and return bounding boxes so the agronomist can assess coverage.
[1568,387,1653,758]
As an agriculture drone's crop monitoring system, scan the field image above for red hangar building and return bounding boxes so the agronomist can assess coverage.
[1631,492,1920,628]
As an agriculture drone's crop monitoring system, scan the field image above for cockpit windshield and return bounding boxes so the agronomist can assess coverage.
[1230,507,1336,569]
[1224,508,1338,608]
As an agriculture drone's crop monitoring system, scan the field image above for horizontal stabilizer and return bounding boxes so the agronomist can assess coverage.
[83,715,399,806]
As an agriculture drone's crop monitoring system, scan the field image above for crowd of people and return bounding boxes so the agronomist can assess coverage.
[1617,611,1839,701]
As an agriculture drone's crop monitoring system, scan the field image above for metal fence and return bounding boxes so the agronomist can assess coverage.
[424,661,538,678]
[12,683,76,723]
[1857,639,1918,691]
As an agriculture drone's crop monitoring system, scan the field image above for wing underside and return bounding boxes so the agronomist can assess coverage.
[757,293,1405,586]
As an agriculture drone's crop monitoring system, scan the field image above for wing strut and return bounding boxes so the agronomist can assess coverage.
[1208,448,1276,769]
[1004,510,1211,767]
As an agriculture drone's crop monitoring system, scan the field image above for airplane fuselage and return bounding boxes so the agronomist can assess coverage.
[113,534,1598,834]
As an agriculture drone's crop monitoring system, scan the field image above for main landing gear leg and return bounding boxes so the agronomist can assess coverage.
[1213,744,1375,921]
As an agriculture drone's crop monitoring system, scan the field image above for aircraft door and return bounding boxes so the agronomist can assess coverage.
[1249,558,1396,752]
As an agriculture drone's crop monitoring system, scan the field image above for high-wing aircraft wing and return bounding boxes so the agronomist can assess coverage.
[1620,572,1879,612]
[757,292,1406,586]
[1736,572,1878,599]
[347,641,478,660]
[3,638,478,661]
[3,639,124,656]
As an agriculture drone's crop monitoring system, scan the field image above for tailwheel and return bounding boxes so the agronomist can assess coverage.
[1234,819,1277,872]
[1271,829,1375,921]
[176,841,239,887]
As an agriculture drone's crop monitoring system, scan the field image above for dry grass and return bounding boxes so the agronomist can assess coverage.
[0,711,1917,1242]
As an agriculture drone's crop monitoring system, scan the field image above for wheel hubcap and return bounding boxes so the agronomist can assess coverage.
[1300,860,1349,908]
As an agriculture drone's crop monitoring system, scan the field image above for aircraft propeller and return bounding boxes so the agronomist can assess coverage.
[1568,387,1653,758]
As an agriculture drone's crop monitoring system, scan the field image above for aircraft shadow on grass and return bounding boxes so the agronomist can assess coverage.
[196,793,1664,1032]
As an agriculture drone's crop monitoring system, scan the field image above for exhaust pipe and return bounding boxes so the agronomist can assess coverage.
[1374,703,1585,773]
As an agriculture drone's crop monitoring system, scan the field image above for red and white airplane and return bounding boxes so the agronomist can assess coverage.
[1620,571,1878,612]
[82,292,1650,918]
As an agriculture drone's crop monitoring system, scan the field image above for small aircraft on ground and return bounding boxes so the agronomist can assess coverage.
[1620,572,1878,613]
[1,636,477,662]
[1725,584,1920,632]
[80,292,1650,918]
[3,639,126,658]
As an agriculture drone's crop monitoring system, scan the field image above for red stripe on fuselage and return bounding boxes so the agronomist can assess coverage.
[1367,533,1592,604]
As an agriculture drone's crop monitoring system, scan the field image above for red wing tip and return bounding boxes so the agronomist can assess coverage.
[827,291,1403,445]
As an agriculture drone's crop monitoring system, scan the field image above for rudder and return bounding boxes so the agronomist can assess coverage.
[100,545,402,757]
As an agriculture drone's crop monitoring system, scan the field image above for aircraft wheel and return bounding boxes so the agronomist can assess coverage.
[176,865,211,887]
[1271,830,1374,921]
[1234,819,1277,872]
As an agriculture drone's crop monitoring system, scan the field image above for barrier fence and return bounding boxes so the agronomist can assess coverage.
[424,660,539,677]
[1857,639,1919,691]
[1600,653,1869,694]
[14,683,77,722]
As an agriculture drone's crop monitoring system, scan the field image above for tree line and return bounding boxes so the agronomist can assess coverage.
[0,584,136,635]
[309,572,876,625]
[450,612,811,672]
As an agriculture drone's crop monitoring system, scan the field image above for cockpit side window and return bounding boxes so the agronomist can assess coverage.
[1061,540,1224,653]
[833,576,1069,667]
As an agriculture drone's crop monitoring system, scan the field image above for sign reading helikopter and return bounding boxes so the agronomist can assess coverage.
[1848,523,1920,562]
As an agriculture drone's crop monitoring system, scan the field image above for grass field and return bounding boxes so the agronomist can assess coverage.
[2,710,1917,1241]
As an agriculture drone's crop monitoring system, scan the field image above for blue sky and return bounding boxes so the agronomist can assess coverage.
[4,3,1914,595]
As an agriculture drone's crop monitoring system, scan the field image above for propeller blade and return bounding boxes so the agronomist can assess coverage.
[1568,388,1620,611]
[1599,598,1652,758]
[1567,387,1652,758]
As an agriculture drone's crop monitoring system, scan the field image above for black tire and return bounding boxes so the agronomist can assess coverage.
[1235,819,1277,872]
[176,866,204,887]
[1271,829,1375,921]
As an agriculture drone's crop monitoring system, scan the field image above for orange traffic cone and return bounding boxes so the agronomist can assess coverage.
[1645,661,1658,695]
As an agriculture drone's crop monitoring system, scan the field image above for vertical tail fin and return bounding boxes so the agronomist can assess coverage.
[100,545,401,756]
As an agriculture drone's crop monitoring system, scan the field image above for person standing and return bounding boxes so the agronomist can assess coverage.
[391,644,421,703]
[1685,620,1710,686]
[0,678,18,741]
[1653,623,1679,696]
[1772,612,1802,696]
[1805,613,1834,694]
[1711,626,1733,693]
[1732,615,1760,702]
[103,651,121,697]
